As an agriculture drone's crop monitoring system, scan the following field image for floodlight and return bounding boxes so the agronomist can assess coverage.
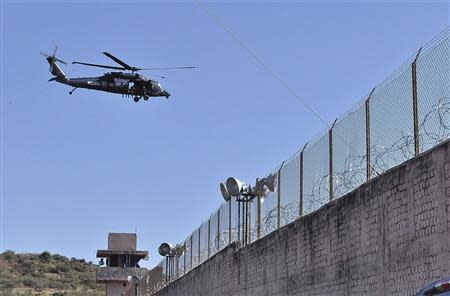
[158,242,173,257]
[226,177,246,196]
[220,182,231,201]
[127,276,140,285]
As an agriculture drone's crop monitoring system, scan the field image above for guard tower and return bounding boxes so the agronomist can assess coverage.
[96,233,149,296]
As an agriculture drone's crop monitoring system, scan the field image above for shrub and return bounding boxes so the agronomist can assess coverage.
[39,251,52,261]
[2,250,15,261]
[21,260,34,275]
[22,277,39,288]
[56,264,70,273]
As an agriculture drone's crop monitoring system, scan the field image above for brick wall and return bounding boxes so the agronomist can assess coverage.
[153,140,450,296]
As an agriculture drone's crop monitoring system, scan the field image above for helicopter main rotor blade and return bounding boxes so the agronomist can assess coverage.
[140,66,197,70]
[102,52,134,70]
[148,74,167,79]
[72,61,125,70]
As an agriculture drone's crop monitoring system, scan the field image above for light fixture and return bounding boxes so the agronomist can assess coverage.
[158,242,174,257]
[226,177,253,197]
[127,275,140,285]
[220,182,231,202]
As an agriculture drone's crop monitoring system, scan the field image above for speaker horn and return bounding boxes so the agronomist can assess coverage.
[263,172,278,192]
[220,182,231,201]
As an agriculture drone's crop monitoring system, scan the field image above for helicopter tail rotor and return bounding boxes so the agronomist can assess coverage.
[40,46,67,65]
[41,46,67,78]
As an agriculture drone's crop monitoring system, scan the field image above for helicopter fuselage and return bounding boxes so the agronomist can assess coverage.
[54,72,170,100]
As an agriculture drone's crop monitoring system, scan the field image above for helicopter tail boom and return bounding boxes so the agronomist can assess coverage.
[46,57,67,79]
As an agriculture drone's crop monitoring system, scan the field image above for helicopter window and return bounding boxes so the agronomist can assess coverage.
[114,78,128,87]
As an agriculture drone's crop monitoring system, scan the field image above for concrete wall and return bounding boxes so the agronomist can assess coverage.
[108,233,137,251]
[154,140,450,296]
[107,281,135,296]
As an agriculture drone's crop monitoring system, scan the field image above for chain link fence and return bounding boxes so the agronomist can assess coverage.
[146,28,450,295]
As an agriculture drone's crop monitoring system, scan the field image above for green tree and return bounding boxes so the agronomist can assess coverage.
[39,251,52,261]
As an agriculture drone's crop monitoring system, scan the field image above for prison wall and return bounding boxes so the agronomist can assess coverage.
[153,139,450,296]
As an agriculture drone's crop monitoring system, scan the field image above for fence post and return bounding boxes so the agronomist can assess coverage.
[183,242,186,275]
[277,168,284,229]
[366,88,375,181]
[329,120,337,201]
[207,219,211,259]
[299,142,308,217]
[190,235,193,270]
[198,229,201,266]
[412,48,422,157]
[217,208,220,252]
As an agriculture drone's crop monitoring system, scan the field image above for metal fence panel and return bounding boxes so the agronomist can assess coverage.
[303,133,330,214]
[332,104,367,199]
[260,171,278,237]
[184,236,192,273]
[370,62,414,177]
[249,197,258,242]
[191,228,200,268]
[219,202,229,250]
[199,221,209,264]
[230,197,240,243]
[177,247,185,277]
[209,210,219,257]
[160,259,167,287]
[417,31,450,153]
[280,153,300,227]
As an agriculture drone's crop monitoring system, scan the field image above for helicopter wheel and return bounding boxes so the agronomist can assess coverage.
[133,97,139,102]
[143,96,149,101]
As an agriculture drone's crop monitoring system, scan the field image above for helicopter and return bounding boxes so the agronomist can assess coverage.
[41,47,195,102]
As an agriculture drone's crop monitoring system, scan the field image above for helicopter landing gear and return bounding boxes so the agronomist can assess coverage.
[143,96,149,101]
[133,96,140,102]
[69,87,77,95]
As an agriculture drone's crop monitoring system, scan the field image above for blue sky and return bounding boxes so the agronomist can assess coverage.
[1,1,448,268]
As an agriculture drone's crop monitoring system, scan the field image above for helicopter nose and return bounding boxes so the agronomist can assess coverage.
[163,90,170,98]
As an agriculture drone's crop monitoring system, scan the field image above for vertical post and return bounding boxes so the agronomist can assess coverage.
[237,200,241,243]
[175,254,178,279]
[217,208,220,252]
[299,143,307,217]
[207,218,211,259]
[277,166,282,229]
[244,201,246,244]
[366,88,375,181]
[257,194,261,239]
[183,242,186,275]
[189,235,192,270]
[328,120,337,201]
[198,229,201,266]
[228,199,232,245]
[165,257,168,284]
[245,198,249,244]
[412,48,422,156]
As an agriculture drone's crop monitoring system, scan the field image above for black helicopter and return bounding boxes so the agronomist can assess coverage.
[42,47,195,102]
